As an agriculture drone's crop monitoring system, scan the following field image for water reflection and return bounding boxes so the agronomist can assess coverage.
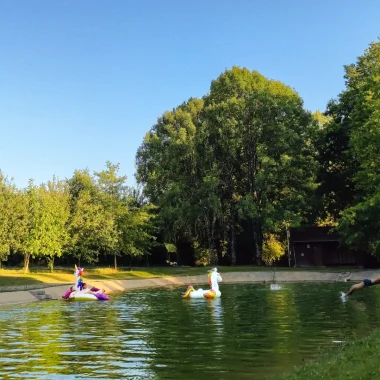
[207,298,224,328]
[1,283,380,379]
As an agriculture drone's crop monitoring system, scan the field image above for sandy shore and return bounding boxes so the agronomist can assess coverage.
[1,269,380,307]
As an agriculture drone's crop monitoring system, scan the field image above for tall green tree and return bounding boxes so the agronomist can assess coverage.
[17,178,69,273]
[0,173,25,266]
[68,189,116,264]
[118,200,156,267]
[203,67,318,264]
[316,99,358,222]
[19,180,42,272]
[333,40,380,255]
[39,178,70,272]
[94,161,127,269]
[137,99,207,264]
[67,169,117,265]
[137,67,318,265]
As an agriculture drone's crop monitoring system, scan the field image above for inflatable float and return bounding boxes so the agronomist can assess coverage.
[62,265,109,301]
[182,268,222,299]
[62,288,109,301]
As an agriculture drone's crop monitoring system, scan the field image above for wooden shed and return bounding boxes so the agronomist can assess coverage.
[289,227,379,268]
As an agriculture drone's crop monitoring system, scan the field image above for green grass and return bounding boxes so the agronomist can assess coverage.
[0,265,365,288]
[0,266,224,287]
[271,329,380,380]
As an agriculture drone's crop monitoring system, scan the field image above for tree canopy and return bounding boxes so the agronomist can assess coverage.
[137,66,319,265]
[2,39,380,268]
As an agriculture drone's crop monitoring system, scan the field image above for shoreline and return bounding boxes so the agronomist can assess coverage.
[1,269,380,307]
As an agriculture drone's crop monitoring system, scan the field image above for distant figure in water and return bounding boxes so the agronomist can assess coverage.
[345,278,380,296]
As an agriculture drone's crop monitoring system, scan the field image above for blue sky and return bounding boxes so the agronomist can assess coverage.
[0,0,379,188]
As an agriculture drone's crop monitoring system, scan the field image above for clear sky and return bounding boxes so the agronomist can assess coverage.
[0,0,379,189]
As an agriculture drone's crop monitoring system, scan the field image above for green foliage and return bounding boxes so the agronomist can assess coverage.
[68,189,116,264]
[0,161,157,269]
[93,162,156,267]
[312,110,331,130]
[17,178,70,272]
[325,39,380,256]
[192,240,210,266]
[136,66,318,265]
[39,179,70,269]
[316,96,357,222]
[67,170,111,263]
[317,40,380,226]
[118,202,157,260]
[2,39,380,267]
[164,243,176,253]
[0,173,24,262]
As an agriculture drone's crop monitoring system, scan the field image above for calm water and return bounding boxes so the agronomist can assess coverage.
[1,282,380,379]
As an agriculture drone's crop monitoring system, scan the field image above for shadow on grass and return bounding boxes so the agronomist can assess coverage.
[0,265,369,288]
[0,275,44,287]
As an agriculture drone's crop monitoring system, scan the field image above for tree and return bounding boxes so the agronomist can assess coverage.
[19,180,42,273]
[203,67,318,264]
[312,110,332,130]
[67,169,117,265]
[68,189,117,264]
[39,178,70,272]
[334,40,380,256]
[117,200,157,267]
[137,67,318,265]
[136,99,207,265]
[262,234,285,265]
[316,101,357,222]
[94,161,128,269]
[16,178,70,273]
[0,173,24,266]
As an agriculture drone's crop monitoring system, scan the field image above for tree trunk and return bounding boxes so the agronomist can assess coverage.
[114,253,117,270]
[254,224,263,266]
[209,215,217,265]
[230,206,237,265]
[209,240,217,265]
[216,238,223,265]
[231,227,237,265]
[47,257,54,273]
[24,253,30,273]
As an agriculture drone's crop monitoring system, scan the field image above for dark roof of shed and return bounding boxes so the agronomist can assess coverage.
[289,226,341,243]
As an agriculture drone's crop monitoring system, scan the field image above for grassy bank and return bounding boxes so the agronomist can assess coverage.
[0,265,363,288]
[271,329,380,380]
[0,265,267,288]
[0,266,192,287]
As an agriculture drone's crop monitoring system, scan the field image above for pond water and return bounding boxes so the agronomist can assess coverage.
[1,282,380,379]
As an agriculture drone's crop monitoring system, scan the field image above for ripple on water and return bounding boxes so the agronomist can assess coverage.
[1,283,380,379]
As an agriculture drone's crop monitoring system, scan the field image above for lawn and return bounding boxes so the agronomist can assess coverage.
[0,264,363,288]
[271,328,380,380]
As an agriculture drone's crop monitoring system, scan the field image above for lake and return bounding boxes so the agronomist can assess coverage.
[1,282,380,379]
